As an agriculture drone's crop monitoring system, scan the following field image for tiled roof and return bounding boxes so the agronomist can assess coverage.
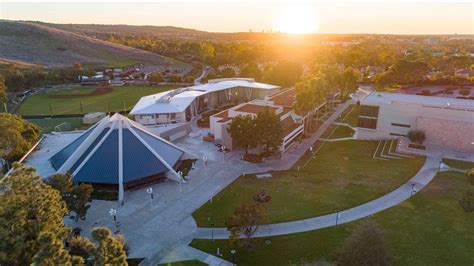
[235,104,278,114]
[268,88,296,107]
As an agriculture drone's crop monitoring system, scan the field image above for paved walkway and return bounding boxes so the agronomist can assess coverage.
[195,155,441,239]
[159,245,232,266]
[59,100,362,265]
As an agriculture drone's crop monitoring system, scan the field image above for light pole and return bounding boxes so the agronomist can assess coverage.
[146,187,154,210]
[411,183,416,197]
[211,222,215,241]
[222,145,226,162]
[230,249,236,264]
[178,171,183,192]
[109,208,118,233]
[336,210,340,226]
[203,155,208,176]
[310,146,314,158]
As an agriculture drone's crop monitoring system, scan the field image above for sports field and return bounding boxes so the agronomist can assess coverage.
[20,85,177,115]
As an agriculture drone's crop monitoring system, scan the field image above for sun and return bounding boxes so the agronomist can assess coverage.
[274,5,319,34]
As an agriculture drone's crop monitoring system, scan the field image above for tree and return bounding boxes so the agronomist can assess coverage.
[67,228,127,265]
[225,203,266,248]
[0,164,69,265]
[336,220,392,266]
[407,130,426,144]
[255,108,282,154]
[73,62,83,71]
[0,74,7,104]
[262,60,303,87]
[47,173,93,222]
[0,165,126,265]
[228,115,259,155]
[294,75,326,133]
[340,67,359,97]
[69,236,94,261]
[148,72,164,83]
[220,67,235,78]
[33,232,83,265]
[240,62,262,80]
[0,113,41,162]
[89,227,128,265]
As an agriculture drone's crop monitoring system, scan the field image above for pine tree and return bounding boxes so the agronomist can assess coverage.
[90,227,128,265]
[32,232,84,265]
[0,164,69,265]
[46,172,93,222]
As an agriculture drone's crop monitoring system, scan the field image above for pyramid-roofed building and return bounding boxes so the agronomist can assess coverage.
[49,113,196,203]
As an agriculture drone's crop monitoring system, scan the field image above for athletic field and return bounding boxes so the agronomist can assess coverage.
[20,85,176,115]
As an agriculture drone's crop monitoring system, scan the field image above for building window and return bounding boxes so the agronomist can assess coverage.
[358,117,377,129]
[391,123,411,128]
[171,113,176,119]
[360,105,379,118]
[390,132,407,137]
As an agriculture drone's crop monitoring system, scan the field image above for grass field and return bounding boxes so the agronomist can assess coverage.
[191,171,474,265]
[20,85,176,115]
[443,159,474,170]
[158,260,207,266]
[329,125,355,139]
[192,140,425,227]
[27,117,88,133]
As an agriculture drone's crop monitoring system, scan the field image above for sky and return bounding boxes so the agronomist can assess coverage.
[0,1,473,34]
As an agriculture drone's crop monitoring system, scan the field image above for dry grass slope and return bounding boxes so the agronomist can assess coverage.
[0,20,187,68]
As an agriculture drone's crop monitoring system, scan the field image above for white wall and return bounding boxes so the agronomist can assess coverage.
[357,101,474,147]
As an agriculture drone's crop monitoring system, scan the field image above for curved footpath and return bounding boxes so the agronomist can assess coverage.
[195,155,442,239]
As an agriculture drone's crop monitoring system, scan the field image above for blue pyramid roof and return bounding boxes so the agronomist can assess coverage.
[49,114,192,184]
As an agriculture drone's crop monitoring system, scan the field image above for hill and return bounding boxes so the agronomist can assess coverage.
[0,20,188,68]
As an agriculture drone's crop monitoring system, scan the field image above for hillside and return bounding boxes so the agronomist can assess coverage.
[0,20,188,68]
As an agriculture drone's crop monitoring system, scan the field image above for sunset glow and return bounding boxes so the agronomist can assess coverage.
[274,5,319,34]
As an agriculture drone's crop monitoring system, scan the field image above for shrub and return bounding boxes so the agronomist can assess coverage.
[459,89,471,96]
[335,220,391,266]
[459,189,474,212]
[420,89,431,96]
[407,130,426,144]
[467,169,474,186]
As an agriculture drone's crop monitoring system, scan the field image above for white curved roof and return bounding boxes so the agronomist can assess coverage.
[130,78,280,115]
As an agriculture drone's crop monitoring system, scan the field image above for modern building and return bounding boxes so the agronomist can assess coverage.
[130,78,280,125]
[49,113,196,204]
[209,89,304,152]
[357,92,474,152]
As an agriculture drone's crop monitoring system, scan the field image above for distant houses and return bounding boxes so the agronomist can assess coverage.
[79,75,111,86]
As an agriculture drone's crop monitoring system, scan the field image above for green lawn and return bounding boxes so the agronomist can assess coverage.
[20,85,177,115]
[191,171,474,265]
[443,159,474,170]
[335,104,359,127]
[192,140,425,227]
[328,104,358,139]
[329,125,355,139]
[27,117,88,133]
[158,260,207,266]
